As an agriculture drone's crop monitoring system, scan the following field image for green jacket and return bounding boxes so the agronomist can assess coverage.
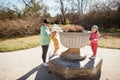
[40,25,50,45]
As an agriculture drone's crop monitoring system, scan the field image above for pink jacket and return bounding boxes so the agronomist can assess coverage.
[89,32,98,43]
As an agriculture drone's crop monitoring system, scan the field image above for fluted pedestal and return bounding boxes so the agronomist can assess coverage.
[60,48,86,61]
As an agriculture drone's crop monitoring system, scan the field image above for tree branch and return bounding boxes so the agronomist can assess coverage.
[23,0,31,8]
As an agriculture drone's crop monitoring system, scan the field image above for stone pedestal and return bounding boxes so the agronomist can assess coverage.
[60,48,86,61]
[49,57,102,80]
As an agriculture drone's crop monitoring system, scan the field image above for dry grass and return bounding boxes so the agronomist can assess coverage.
[0,33,119,52]
[0,35,40,52]
[99,36,120,49]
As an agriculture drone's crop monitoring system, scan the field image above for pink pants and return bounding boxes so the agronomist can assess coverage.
[91,43,98,56]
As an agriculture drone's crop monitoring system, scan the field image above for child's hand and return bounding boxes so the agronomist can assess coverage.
[51,31,57,36]
[87,31,92,33]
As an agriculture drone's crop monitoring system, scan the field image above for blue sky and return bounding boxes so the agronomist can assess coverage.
[0,0,119,17]
[0,0,24,10]
[0,0,56,15]
[0,0,57,16]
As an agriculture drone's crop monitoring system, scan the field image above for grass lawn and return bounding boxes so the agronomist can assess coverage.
[0,34,120,52]
[0,35,40,52]
[99,36,120,49]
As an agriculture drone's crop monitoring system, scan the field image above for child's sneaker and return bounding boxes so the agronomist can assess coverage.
[89,55,96,60]
[43,63,49,66]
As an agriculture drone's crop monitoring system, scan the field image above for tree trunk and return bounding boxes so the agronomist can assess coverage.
[60,0,66,24]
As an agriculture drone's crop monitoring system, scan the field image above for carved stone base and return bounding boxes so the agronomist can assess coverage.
[60,48,86,61]
[49,57,103,80]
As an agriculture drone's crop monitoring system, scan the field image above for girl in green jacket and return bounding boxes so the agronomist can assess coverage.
[40,19,50,66]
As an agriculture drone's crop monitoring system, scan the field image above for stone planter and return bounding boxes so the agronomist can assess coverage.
[59,32,90,61]
[59,32,90,48]
[48,32,102,80]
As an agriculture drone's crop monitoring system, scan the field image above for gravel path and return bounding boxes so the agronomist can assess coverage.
[0,46,120,80]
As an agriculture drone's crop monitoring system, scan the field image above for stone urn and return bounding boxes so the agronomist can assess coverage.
[49,32,103,80]
[59,32,90,61]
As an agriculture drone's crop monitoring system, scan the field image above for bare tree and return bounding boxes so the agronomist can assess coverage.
[22,0,41,18]
[70,0,88,14]
[23,0,35,8]
[59,0,67,24]
[91,0,120,12]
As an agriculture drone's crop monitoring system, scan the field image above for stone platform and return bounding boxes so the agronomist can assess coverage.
[49,57,103,80]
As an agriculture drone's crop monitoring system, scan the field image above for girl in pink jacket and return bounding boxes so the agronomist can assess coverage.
[89,25,99,59]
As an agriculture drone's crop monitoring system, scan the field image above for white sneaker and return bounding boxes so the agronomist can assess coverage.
[43,63,49,66]
[89,56,96,60]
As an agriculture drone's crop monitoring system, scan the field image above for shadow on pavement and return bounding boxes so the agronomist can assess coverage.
[17,64,61,80]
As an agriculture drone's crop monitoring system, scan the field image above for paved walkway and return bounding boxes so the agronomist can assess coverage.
[0,46,120,80]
